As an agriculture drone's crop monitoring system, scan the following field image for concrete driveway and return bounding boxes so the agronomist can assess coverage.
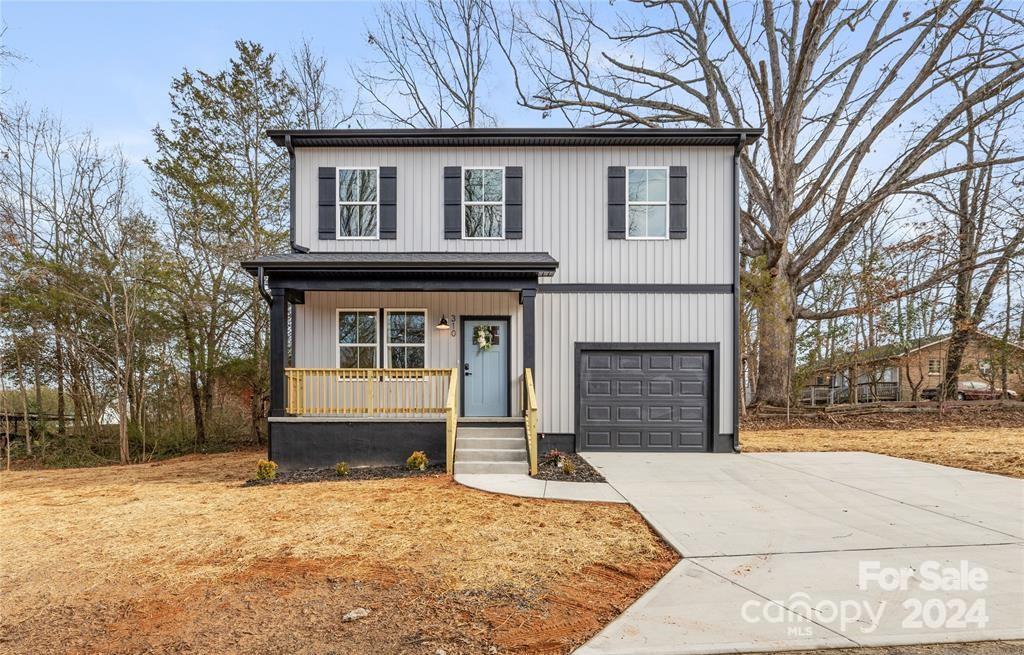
[576,451,1024,655]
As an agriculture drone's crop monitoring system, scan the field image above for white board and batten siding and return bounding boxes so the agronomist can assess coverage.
[295,291,523,412]
[292,145,737,440]
[293,146,734,285]
[536,293,734,435]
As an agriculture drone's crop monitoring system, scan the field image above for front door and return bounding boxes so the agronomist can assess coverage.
[462,318,510,417]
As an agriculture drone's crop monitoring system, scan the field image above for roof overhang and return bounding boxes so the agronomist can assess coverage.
[242,251,557,275]
[242,252,558,292]
[267,127,764,149]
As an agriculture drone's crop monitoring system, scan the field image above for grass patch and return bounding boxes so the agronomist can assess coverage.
[741,427,1024,478]
[0,451,677,654]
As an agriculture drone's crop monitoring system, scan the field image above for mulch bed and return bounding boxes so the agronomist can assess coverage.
[245,464,446,486]
[534,452,606,483]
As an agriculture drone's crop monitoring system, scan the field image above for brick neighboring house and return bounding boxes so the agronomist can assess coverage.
[802,332,1024,405]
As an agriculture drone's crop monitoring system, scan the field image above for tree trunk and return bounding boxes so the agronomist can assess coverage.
[1001,274,1011,399]
[944,331,970,400]
[15,348,32,456]
[33,348,43,449]
[753,265,798,406]
[118,385,129,465]
[182,312,206,447]
[55,328,66,436]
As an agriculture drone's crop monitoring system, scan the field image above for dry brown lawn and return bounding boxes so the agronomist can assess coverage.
[742,427,1024,478]
[0,452,677,655]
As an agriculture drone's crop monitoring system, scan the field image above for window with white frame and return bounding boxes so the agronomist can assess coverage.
[626,167,669,239]
[928,358,941,375]
[463,167,504,238]
[385,310,426,368]
[337,310,378,368]
[337,168,379,238]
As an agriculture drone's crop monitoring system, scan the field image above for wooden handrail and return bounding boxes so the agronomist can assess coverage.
[524,368,538,476]
[445,368,458,474]
[285,368,454,416]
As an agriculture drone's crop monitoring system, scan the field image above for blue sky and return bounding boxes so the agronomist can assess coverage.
[0,1,548,174]
[1,1,377,166]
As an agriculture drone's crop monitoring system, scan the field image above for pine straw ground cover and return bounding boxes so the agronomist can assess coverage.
[0,452,677,655]
[741,427,1024,478]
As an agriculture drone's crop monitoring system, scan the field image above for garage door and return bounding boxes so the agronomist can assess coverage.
[578,348,711,451]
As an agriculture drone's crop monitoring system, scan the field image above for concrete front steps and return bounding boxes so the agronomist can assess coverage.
[453,426,528,475]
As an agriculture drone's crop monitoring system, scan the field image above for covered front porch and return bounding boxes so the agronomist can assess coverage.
[242,252,556,472]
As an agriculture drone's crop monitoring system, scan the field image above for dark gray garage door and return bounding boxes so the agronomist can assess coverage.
[578,348,711,451]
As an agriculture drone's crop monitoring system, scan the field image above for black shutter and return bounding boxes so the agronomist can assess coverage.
[318,167,336,239]
[379,167,397,239]
[608,166,626,239]
[504,166,523,239]
[669,166,688,239]
[444,166,462,240]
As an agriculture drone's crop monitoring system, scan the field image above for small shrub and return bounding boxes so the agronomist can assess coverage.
[543,449,566,465]
[255,459,278,480]
[406,450,429,471]
[335,461,350,477]
[559,456,576,475]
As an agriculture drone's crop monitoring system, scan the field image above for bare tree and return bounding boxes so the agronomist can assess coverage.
[496,0,1024,405]
[911,74,1024,401]
[0,25,25,106]
[358,0,495,127]
[288,38,358,129]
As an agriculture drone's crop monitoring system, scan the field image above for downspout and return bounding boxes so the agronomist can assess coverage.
[256,266,273,306]
[282,135,301,366]
[285,135,309,254]
[732,134,746,453]
[257,265,274,461]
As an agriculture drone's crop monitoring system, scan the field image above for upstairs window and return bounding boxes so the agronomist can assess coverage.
[337,168,379,238]
[626,167,668,239]
[928,358,941,375]
[337,310,378,368]
[386,311,426,368]
[463,167,504,238]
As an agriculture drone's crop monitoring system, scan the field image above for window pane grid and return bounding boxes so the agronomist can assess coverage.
[337,168,379,238]
[626,167,669,239]
[464,168,504,238]
[385,311,426,369]
[338,310,378,368]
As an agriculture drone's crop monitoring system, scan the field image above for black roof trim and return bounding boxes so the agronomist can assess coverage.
[242,251,559,276]
[267,127,763,149]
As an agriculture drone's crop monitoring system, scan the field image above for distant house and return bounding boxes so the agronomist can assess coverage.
[802,332,1024,405]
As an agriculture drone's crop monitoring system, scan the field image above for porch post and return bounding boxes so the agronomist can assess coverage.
[269,287,288,417]
[522,287,536,372]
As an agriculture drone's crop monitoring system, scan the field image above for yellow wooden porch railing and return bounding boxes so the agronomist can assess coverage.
[524,368,539,476]
[444,369,458,474]
[285,368,455,416]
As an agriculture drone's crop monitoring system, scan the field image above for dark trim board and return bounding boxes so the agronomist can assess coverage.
[574,342,721,453]
[538,433,576,453]
[244,251,558,273]
[538,432,731,455]
[268,420,445,470]
[459,315,513,418]
[539,283,733,294]
[268,127,765,149]
[269,276,540,293]
[714,434,735,453]
[732,138,743,453]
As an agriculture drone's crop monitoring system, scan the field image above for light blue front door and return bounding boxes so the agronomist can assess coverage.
[463,319,509,417]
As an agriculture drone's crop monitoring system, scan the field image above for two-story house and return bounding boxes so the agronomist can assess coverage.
[242,128,761,474]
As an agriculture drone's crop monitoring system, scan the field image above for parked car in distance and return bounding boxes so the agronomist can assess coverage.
[921,380,1018,401]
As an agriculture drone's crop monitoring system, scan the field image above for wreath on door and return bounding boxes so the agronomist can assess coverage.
[473,324,495,352]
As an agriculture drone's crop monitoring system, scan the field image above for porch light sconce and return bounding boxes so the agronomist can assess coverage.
[436,314,456,336]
